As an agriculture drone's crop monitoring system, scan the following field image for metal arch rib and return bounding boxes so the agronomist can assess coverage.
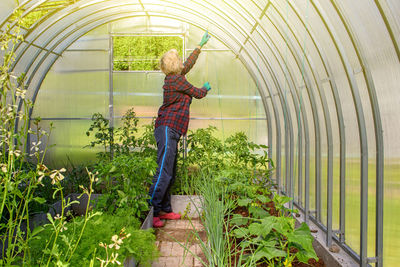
[219,0,293,194]
[287,0,347,244]
[254,21,311,218]
[311,0,369,265]
[265,3,323,223]
[330,1,384,266]
[270,1,335,247]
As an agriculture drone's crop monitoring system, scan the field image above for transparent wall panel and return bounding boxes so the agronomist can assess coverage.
[113,72,164,118]
[186,24,228,50]
[68,25,109,50]
[33,120,101,168]
[188,119,268,147]
[265,97,277,182]
[387,0,400,27]
[110,16,187,34]
[322,81,341,230]
[32,53,109,118]
[0,0,14,22]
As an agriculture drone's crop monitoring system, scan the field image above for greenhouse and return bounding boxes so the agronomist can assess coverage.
[0,0,399,266]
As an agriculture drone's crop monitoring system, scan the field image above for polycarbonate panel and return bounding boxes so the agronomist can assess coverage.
[251,0,269,10]
[186,24,228,50]
[387,0,400,27]
[188,8,247,48]
[220,1,256,32]
[113,72,164,118]
[265,97,277,182]
[322,81,341,229]
[186,50,258,97]
[188,119,268,146]
[0,0,14,22]
[12,44,41,75]
[33,120,101,167]
[32,51,109,118]
[232,0,263,21]
[68,25,109,50]
[110,16,187,34]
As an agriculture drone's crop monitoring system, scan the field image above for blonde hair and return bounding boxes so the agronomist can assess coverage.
[160,49,183,75]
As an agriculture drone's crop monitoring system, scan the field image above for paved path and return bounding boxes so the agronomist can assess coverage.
[152,219,206,267]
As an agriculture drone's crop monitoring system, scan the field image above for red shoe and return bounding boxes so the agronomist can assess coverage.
[153,217,164,228]
[159,212,181,220]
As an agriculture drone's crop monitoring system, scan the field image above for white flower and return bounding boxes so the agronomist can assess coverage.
[15,88,26,99]
[49,168,66,184]
[9,150,21,158]
[109,235,123,250]
[110,253,121,265]
[31,141,41,152]
[0,164,7,173]
[60,221,68,232]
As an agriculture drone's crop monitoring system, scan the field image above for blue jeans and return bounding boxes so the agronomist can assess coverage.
[148,125,181,217]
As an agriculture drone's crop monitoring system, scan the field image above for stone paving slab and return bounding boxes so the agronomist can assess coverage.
[162,219,204,231]
[152,219,207,267]
[171,195,203,219]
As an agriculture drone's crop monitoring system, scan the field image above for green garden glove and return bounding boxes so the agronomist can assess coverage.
[199,31,211,47]
[203,82,211,91]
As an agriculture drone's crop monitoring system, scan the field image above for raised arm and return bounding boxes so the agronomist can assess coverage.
[181,48,201,76]
[175,76,208,99]
[181,31,211,75]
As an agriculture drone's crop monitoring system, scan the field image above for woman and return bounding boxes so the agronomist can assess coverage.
[149,31,212,228]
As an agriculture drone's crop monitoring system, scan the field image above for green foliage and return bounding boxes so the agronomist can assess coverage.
[173,126,273,196]
[176,126,317,266]
[113,36,183,71]
[27,208,158,266]
[85,108,157,219]
[93,153,157,219]
[85,108,157,160]
[86,113,114,160]
[193,176,235,267]
[236,216,317,265]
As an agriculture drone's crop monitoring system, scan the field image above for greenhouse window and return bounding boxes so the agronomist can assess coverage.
[112,35,184,71]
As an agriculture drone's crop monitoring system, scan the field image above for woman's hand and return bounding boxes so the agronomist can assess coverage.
[199,30,211,48]
[203,82,212,91]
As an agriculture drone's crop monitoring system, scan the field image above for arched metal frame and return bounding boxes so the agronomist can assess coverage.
[0,0,392,266]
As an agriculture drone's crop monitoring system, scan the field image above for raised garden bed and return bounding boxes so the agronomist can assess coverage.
[0,193,155,266]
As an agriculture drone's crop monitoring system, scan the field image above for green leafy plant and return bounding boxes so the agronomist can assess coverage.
[93,153,156,219]
[28,206,158,266]
[86,113,114,160]
[86,108,157,160]
[273,194,297,217]
[85,109,157,219]
[234,216,317,266]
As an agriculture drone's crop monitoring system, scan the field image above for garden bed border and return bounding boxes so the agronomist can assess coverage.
[289,203,358,267]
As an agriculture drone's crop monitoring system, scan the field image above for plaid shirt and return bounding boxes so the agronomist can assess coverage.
[155,48,208,135]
